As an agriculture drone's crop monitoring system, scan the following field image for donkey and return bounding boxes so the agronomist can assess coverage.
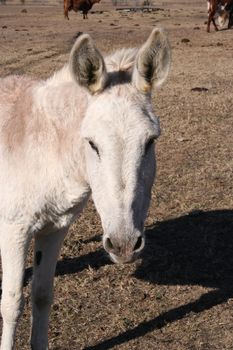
[0,28,171,349]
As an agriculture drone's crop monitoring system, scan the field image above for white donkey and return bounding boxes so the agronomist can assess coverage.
[0,28,170,349]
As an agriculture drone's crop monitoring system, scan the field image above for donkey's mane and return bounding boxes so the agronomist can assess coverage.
[105,47,138,72]
[48,47,138,86]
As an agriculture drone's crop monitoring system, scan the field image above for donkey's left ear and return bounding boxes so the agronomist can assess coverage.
[69,33,107,94]
[132,28,171,93]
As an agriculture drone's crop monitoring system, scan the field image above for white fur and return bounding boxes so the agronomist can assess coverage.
[0,28,170,349]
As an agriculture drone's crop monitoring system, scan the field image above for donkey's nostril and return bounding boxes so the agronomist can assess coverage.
[105,237,114,251]
[134,236,143,251]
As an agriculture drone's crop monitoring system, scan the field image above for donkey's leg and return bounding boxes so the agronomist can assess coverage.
[0,226,31,350]
[30,228,68,350]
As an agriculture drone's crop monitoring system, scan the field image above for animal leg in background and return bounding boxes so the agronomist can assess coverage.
[0,225,31,350]
[64,0,72,19]
[226,1,233,27]
[207,9,219,31]
[229,10,233,27]
[30,228,68,350]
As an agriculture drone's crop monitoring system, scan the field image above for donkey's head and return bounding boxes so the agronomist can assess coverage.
[69,29,171,263]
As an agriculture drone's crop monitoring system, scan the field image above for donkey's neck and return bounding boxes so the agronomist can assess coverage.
[47,64,73,85]
[33,69,90,192]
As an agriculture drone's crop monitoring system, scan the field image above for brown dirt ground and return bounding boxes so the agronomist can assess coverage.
[1,1,233,349]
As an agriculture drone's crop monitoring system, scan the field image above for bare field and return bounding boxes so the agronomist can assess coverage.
[1,1,233,349]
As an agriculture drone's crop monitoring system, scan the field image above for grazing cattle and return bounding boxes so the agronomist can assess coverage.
[0,28,171,349]
[64,0,101,20]
[207,0,233,32]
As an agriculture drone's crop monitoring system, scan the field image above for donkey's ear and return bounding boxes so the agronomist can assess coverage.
[132,28,171,93]
[69,34,107,94]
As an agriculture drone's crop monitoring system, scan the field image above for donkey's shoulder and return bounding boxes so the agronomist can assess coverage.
[0,75,38,153]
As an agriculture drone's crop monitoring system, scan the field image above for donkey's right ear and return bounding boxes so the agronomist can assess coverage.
[69,34,107,94]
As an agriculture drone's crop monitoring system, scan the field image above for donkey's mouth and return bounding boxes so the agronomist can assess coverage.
[108,251,141,264]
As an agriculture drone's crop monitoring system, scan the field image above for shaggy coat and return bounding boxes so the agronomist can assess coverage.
[0,29,171,349]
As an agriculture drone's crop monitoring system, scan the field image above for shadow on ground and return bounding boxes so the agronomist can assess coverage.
[22,210,233,349]
[83,209,233,350]
[24,235,110,286]
[137,209,233,289]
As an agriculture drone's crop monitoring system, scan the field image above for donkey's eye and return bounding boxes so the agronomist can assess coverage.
[89,140,100,157]
[145,138,154,153]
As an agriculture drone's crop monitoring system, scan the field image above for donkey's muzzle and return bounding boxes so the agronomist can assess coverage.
[103,234,145,264]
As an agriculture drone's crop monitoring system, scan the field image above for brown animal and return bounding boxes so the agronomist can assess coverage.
[207,0,233,32]
[64,0,101,20]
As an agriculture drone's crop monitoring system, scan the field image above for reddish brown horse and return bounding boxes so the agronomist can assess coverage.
[64,0,101,20]
[207,0,233,32]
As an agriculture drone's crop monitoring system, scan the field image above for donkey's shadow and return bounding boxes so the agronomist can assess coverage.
[137,209,233,289]
[24,235,111,285]
[84,209,233,350]
[24,210,233,349]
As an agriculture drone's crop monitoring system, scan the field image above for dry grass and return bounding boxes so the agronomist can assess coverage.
[0,0,233,349]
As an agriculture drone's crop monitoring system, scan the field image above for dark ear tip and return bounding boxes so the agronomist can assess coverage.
[73,31,83,40]
[71,32,85,47]
[75,33,92,45]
